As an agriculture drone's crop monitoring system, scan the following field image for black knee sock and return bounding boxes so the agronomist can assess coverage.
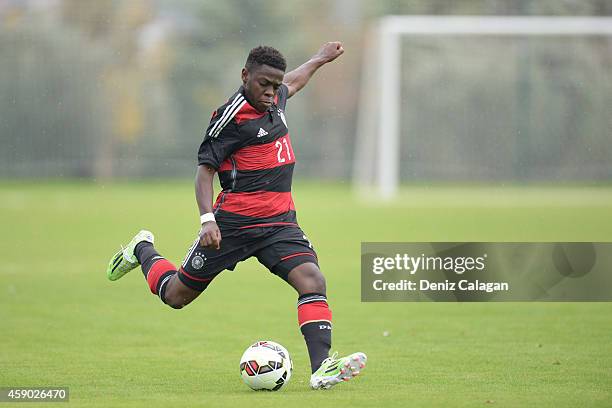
[297,293,333,373]
[135,241,177,305]
[134,241,163,277]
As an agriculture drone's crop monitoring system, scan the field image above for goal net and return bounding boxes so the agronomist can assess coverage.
[353,16,612,198]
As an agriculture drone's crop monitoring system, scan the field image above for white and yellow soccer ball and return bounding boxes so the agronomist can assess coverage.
[239,340,293,391]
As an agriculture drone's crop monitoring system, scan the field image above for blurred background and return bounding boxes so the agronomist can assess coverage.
[1,0,610,184]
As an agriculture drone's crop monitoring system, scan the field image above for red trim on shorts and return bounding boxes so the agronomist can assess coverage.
[179,267,215,282]
[280,252,317,261]
[238,222,298,230]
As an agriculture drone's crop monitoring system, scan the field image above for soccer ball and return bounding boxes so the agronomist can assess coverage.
[239,340,293,391]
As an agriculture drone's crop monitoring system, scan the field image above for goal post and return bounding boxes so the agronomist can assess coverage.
[353,16,612,199]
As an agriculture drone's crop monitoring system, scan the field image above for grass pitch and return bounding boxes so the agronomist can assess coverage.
[1,181,611,407]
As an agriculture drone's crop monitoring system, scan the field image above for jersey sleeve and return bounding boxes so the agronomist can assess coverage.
[197,118,242,169]
[276,83,289,111]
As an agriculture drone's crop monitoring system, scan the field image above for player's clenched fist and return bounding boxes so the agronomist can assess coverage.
[315,41,344,63]
[199,221,221,249]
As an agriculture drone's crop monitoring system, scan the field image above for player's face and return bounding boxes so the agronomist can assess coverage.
[241,64,285,113]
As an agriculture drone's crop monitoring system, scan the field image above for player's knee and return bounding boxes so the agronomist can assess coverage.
[307,268,325,293]
[160,276,200,309]
[163,293,190,309]
[162,293,183,309]
[289,263,326,294]
[167,302,183,310]
[309,270,326,293]
[168,302,184,310]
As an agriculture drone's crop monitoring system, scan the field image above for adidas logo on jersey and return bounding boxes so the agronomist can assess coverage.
[257,127,268,138]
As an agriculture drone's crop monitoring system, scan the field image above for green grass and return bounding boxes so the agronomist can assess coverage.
[1,181,611,407]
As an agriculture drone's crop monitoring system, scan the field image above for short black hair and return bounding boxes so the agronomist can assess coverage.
[245,46,286,72]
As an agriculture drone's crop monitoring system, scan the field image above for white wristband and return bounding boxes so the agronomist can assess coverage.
[200,212,216,225]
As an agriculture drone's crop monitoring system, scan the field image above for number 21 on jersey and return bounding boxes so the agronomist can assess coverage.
[275,136,293,163]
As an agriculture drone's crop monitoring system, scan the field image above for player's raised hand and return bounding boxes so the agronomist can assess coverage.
[315,41,344,63]
[199,221,221,250]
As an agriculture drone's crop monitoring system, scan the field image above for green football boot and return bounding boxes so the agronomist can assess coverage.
[106,230,154,281]
[310,352,367,390]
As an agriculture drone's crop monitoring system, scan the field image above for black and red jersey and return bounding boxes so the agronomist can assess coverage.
[198,84,298,230]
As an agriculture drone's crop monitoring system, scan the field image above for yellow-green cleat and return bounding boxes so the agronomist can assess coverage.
[106,230,154,281]
[310,352,367,390]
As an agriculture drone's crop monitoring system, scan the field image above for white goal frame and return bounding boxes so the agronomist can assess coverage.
[353,16,612,199]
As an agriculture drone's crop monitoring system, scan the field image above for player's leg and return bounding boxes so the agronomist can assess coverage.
[136,229,256,307]
[286,262,330,367]
[286,262,332,372]
[286,261,326,295]
[106,230,203,308]
[153,275,201,309]
[255,228,367,389]
[254,237,331,371]
[133,239,202,309]
[107,227,255,307]
[281,261,367,389]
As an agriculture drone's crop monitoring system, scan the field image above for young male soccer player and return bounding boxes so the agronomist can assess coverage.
[106,42,366,390]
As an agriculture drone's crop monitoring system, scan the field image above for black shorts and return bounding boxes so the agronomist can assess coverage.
[178,224,318,291]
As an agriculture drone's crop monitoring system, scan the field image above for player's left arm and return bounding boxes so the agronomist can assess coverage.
[283,41,344,98]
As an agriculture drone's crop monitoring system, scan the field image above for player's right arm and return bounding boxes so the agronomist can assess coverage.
[195,97,246,249]
[195,164,221,250]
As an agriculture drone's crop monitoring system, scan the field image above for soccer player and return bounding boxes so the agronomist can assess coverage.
[106,42,366,390]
